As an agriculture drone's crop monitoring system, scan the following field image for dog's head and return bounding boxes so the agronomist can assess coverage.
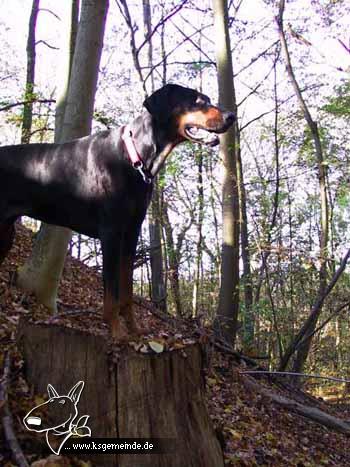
[143,84,235,147]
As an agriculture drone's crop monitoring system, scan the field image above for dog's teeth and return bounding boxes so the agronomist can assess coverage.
[188,127,199,135]
[27,416,42,426]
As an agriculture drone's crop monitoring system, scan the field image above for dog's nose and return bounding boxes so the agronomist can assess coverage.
[224,111,235,126]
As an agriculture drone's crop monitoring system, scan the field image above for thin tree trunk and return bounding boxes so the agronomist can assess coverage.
[16,0,109,311]
[142,0,167,311]
[212,0,240,346]
[162,202,182,316]
[192,32,205,318]
[55,0,79,141]
[243,375,350,435]
[254,54,281,307]
[143,0,155,93]
[21,0,40,144]
[237,137,254,347]
[192,149,204,317]
[277,0,329,373]
[279,248,350,371]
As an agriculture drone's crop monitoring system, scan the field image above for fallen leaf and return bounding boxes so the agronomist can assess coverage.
[148,341,164,353]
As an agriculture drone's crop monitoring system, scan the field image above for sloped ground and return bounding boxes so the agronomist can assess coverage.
[0,224,350,466]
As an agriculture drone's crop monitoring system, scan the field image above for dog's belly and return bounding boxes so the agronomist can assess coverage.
[27,202,101,238]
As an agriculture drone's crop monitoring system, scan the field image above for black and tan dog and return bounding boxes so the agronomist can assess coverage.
[0,84,234,338]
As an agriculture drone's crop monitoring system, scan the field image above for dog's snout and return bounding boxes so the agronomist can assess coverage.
[224,111,235,126]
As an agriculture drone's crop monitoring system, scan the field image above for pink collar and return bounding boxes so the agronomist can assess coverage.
[122,125,152,184]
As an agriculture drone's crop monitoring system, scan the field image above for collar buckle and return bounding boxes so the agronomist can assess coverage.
[122,125,153,184]
[133,160,152,184]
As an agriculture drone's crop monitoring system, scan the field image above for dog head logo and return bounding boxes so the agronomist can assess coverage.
[23,381,91,455]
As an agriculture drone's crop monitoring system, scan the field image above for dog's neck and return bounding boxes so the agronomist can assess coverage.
[127,111,179,179]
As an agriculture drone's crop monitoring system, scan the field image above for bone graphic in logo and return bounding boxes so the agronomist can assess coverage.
[23,381,91,455]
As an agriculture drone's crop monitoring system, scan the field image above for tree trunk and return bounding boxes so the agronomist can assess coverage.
[212,0,240,346]
[16,0,108,312]
[55,0,80,141]
[237,139,254,347]
[21,0,40,144]
[17,318,224,467]
[277,0,329,373]
[279,248,350,371]
[142,0,155,92]
[162,202,182,316]
[192,149,204,318]
[142,0,167,312]
[243,374,350,435]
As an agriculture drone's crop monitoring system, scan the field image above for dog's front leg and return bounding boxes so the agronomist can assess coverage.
[119,219,144,336]
[101,228,124,339]
[119,255,137,335]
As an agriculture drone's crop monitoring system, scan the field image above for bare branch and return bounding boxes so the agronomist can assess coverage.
[143,24,214,84]
[0,74,15,82]
[178,12,214,46]
[115,0,146,93]
[170,20,214,66]
[338,38,350,54]
[240,83,323,131]
[237,53,278,107]
[234,41,279,78]
[0,99,55,112]
[136,0,189,61]
[35,39,59,50]
[29,127,54,137]
[39,7,61,21]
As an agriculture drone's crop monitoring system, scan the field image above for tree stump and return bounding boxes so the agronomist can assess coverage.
[17,318,224,467]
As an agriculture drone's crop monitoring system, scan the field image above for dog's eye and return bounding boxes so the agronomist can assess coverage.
[58,399,66,404]
[196,96,210,106]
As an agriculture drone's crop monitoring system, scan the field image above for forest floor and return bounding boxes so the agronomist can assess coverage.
[0,224,350,466]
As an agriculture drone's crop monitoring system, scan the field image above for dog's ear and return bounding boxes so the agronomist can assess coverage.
[143,84,174,118]
[67,381,85,404]
[47,384,59,399]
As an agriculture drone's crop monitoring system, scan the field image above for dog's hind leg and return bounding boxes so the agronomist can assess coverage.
[0,220,16,265]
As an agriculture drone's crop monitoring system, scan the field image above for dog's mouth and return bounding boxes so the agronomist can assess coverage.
[26,416,42,426]
[184,125,220,147]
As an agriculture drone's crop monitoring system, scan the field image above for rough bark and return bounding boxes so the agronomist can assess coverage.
[212,0,240,346]
[17,318,224,467]
[16,0,108,312]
